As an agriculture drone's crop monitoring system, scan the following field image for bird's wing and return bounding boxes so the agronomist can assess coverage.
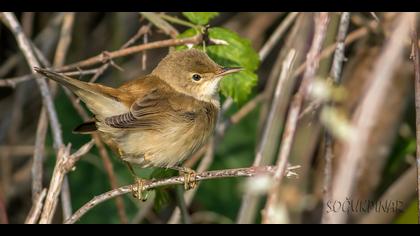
[104,89,172,130]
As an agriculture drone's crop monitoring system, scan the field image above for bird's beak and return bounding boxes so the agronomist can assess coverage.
[217,67,243,77]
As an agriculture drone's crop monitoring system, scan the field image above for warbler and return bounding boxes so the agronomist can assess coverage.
[34,49,242,200]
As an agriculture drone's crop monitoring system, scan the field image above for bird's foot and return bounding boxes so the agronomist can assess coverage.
[178,167,197,191]
[131,177,149,201]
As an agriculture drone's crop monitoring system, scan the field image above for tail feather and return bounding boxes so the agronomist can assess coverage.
[73,121,97,134]
[34,67,129,119]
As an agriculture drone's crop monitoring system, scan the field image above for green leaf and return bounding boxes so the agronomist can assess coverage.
[182,12,219,25]
[219,71,258,105]
[207,27,260,103]
[207,27,260,71]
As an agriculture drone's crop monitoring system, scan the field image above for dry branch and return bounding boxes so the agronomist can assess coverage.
[25,189,47,224]
[56,34,203,72]
[1,12,63,148]
[65,165,300,224]
[38,140,95,224]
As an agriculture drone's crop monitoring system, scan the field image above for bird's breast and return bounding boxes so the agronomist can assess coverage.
[118,101,219,168]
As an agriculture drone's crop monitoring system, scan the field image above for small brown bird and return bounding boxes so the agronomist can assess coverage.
[35,49,242,199]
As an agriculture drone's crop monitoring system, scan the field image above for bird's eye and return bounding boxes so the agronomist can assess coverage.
[192,74,202,82]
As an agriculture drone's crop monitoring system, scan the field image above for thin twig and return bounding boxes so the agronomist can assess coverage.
[259,12,299,61]
[140,13,178,38]
[32,109,48,201]
[0,75,32,88]
[38,145,71,224]
[292,23,371,80]
[321,12,350,224]
[1,12,63,148]
[53,13,75,68]
[56,34,203,72]
[411,14,420,224]
[25,189,47,224]
[38,139,95,224]
[329,13,413,224]
[329,12,350,84]
[88,25,150,84]
[65,165,300,224]
[0,13,65,78]
[122,25,151,49]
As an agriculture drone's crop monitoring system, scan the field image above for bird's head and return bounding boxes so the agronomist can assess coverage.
[152,49,242,102]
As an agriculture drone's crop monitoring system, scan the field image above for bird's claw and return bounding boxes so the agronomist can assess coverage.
[180,168,197,191]
[131,178,149,201]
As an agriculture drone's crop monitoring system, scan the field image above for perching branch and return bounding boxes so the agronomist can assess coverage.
[65,165,300,224]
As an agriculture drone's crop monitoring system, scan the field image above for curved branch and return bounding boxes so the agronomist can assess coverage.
[65,165,300,224]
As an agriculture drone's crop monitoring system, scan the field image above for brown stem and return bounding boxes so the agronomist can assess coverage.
[56,34,203,72]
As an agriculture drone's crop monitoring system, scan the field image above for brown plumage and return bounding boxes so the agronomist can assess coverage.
[34,49,242,168]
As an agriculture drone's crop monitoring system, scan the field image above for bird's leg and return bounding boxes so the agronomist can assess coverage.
[120,149,150,201]
[171,166,197,191]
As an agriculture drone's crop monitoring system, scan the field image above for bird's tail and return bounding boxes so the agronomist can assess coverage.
[34,67,128,119]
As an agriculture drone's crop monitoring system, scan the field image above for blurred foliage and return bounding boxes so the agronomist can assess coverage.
[394,199,418,224]
[182,12,219,25]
